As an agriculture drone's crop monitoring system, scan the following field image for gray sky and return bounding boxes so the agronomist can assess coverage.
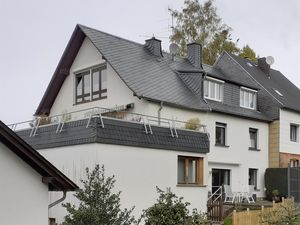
[1,0,300,124]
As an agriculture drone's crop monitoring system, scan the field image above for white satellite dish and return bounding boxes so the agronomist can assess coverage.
[266,56,275,66]
[169,43,180,55]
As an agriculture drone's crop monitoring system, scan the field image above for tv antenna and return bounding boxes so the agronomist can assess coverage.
[266,56,275,66]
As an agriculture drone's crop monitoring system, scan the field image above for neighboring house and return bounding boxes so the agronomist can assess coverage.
[215,53,300,168]
[0,121,78,225]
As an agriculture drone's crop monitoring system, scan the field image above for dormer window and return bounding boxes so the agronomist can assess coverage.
[75,64,107,104]
[203,77,224,102]
[240,87,257,110]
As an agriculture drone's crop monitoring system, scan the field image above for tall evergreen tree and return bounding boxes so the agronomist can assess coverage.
[62,165,136,225]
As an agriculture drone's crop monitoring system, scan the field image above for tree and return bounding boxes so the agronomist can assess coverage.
[142,187,209,225]
[170,0,258,64]
[62,165,137,225]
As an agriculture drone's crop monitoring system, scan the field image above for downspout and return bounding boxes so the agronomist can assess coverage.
[158,101,164,125]
[49,191,67,209]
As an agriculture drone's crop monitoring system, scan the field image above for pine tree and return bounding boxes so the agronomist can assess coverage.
[62,165,136,225]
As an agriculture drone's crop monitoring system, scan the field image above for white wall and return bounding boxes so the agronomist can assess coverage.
[38,143,208,224]
[132,104,269,197]
[0,142,49,225]
[49,37,148,117]
[279,109,300,154]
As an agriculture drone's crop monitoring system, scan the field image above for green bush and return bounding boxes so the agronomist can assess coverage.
[185,118,201,130]
[142,187,209,225]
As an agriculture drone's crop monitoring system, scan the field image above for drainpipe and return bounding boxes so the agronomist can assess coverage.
[158,101,164,125]
[49,191,67,209]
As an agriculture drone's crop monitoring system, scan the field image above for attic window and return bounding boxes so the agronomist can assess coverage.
[274,89,283,97]
[75,64,107,104]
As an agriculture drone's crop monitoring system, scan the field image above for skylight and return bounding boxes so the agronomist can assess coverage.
[274,89,283,97]
[247,62,254,67]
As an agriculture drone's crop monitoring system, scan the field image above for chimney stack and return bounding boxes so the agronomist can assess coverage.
[145,37,163,57]
[187,42,203,69]
[258,57,270,75]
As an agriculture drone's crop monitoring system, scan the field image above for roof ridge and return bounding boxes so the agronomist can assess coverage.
[78,24,145,47]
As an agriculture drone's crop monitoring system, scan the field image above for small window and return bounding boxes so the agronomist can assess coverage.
[249,128,258,149]
[75,64,107,104]
[240,87,257,110]
[177,156,203,185]
[204,77,223,102]
[290,159,299,168]
[215,122,226,146]
[290,124,299,142]
[249,168,258,190]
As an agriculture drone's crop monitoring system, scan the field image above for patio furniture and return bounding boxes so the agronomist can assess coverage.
[223,185,236,203]
[244,185,255,203]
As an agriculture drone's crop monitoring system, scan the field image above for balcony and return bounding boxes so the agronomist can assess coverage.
[8,107,210,154]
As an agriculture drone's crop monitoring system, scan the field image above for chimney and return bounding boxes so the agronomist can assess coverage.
[258,57,270,75]
[145,37,163,57]
[187,42,203,69]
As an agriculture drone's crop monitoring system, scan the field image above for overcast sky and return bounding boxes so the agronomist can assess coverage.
[0,0,300,124]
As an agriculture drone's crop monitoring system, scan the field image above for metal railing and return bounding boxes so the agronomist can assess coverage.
[7,107,208,138]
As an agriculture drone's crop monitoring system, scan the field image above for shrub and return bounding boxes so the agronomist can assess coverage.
[185,118,201,130]
[142,187,209,225]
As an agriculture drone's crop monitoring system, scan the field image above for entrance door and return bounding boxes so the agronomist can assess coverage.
[212,169,230,193]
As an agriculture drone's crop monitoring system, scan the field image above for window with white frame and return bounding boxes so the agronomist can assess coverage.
[290,124,299,142]
[203,77,223,102]
[249,128,258,149]
[240,87,257,110]
[75,64,107,104]
[215,122,227,146]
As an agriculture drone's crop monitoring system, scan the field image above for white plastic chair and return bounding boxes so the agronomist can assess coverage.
[245,185,255,203]
[224,185,236,203]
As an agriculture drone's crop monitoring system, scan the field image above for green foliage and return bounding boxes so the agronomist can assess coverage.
[223,216,233,225]
[272,189,279,197]
[170,0,258,64]
[238,45,257,62]
[260,198,300,225]
[62,164,137,225]
[142,187,209,225]
[185,118,201,130]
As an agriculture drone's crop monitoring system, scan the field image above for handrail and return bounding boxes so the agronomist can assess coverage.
[207,186,222,202]
[7,106,208,135]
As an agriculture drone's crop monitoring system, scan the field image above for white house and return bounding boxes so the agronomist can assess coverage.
[0,120,78,225]
[10,24,281,222]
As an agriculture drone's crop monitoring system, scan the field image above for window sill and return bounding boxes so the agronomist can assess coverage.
[248,147,261,151]
[73,96,107,105]
[204,97,222,103]
[215,144,230,148]
[177,184,207,188]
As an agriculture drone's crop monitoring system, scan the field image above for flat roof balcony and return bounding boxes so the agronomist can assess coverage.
[8,107,209,154]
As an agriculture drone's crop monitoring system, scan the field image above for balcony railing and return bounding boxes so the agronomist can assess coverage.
[7,107,208,138]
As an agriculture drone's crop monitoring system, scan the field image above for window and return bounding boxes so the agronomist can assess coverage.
[290,124,299,142]
[240,87,257,110]
[290,159,299,168]
[215,122,226,146]
[203,77,223,102]
[75,64,107,104]
[249,168,258,190]
[177,156,203,185]
[249,128,258,149]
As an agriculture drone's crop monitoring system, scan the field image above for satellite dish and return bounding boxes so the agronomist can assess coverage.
[266,56,275,66]
[169,43,180,55]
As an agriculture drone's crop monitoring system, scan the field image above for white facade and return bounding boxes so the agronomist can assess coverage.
[47,37,269,198]
[40,143,208,224]
[0,142,49,225]
[279,109,300,154]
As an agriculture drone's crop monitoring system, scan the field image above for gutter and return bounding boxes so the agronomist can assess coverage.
[49,191,67,209]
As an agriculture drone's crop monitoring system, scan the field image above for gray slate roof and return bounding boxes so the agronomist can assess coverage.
[17,118,210,154]
[79,25,272,121]
[227,53,300,113]
[79,25,210,111]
